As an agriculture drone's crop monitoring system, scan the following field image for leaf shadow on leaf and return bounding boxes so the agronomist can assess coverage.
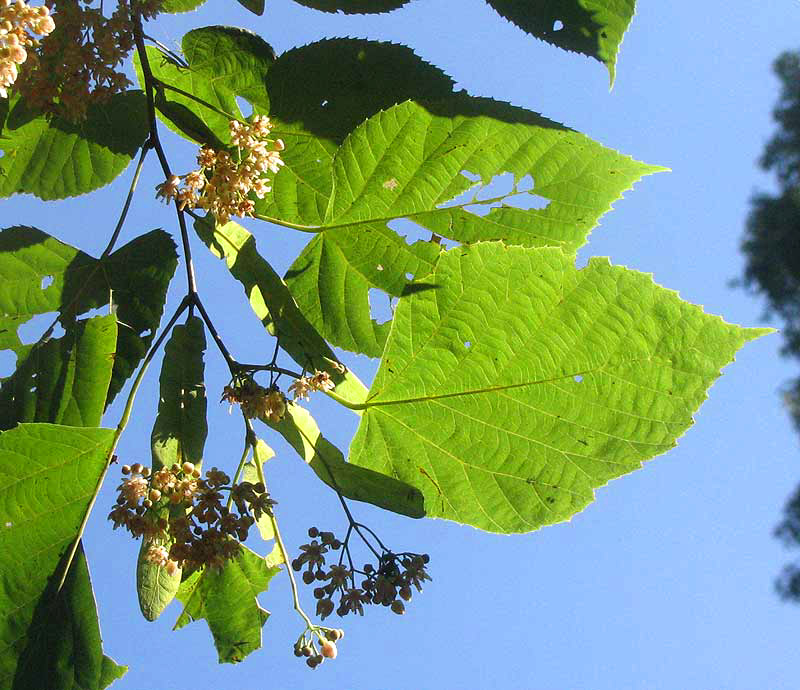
[5,90,148,157]
[12,543,126,690]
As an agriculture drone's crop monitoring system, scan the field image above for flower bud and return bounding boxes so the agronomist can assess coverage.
[321,640,337,659]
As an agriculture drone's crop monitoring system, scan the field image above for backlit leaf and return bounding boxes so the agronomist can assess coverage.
[0,424,117,685]
[347,243,770,532]
[174,547,280,663]
[0,91,148,200]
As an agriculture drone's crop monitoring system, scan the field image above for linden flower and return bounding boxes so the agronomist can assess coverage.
[156,117,285,222]
[0,0,54,98]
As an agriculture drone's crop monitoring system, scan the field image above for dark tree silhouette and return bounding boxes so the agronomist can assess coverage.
[742,51,800,600]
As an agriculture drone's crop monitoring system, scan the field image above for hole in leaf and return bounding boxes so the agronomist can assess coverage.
[376,264,384,271]
[464,340,471,349]
[553,19,564,31]
[235,96,253,119]
[18,312,60,345]
[321,99,329,107]
[516,174,534,193]
[0,349,17,378]
[40,275,53,290]
[405,272,413,280]
[460,170,481,183]
[368,288,393,325]
[573,375,583,383]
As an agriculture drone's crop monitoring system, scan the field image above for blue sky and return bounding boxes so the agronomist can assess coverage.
[5,1,800,688]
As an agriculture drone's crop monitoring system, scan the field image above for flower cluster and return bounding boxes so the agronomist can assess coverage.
[292,527,431,619]
[287,370,334,401]
[293,627,344,670]
[16,0,160,121]
[108,461,275,572]
[156,116,285,224]
[221,378,286,422]
[0,0,54,98]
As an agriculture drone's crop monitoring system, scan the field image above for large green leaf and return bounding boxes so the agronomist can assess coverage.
[284,97,661,356]
[174,547,280,663]
[347,243,770,533]
[0,91,148,199]
[260,402,424,517]
[11,543,127,690]
[0,314,117,431]
[135,27,275,147]
[0,226,178,406]
[287,1,634,83]
[161,0,207,13]
[0,423,118,685]
[485,0,635,84]
[194,216,368,404]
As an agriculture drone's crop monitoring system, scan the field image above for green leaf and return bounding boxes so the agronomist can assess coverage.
[174,547,280,663]
[11,543,127,690]
[347,243,770,533]
[136,27,275,146]
[0,423,117,685]
[150,317,208,472]
[236,0,264,15]
[285,224,441,357]
[194,216,368,404]
[485,0,635,85]
[261,402,424,517]
[241,439,276,541]
[161,0,207,13]
[284,97,661,356]
[0,314,117,431]
[290,0,408,12]
[0,91,148,199]
[0,226,178,406]
[286,1,633,84]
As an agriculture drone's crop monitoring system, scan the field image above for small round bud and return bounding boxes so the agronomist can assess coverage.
[315,570,327,581]
[313,587,326,599]
[308,527,319,538]
[121,465,131,475]
[302,570,315,585]
[192,469,201,478]
[302,645,313,657]
[321,640,337,659]
[390,600,405,615]
[399,586,412,601]
[291,558,303,572]
[141,467,151,477]
[149,489,161,502]
[182,462,195,475]
[142,499,153,508]
[331,539,342,550]
[254,482,265,493]
[293,646,303,657]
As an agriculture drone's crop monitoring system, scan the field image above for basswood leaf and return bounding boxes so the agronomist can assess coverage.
[135,27,275,147]
[284,224,441,357]
[174,547,280,663]
[284,97,661,355]
[241,439,276,542]
[236,0,264,15]
[0,424,117,685]
[161,0,207,13]
[194,216,368,404]
[260,402,424,517]
[0,314,117,431]
[0,226,178,407]
[11,543,127,690]
[138,317,208,622]
[485,0,635,85]
[287,1,634,83]
[347,243,770,533]
[290,0,409,12]
[0,91,148,199]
